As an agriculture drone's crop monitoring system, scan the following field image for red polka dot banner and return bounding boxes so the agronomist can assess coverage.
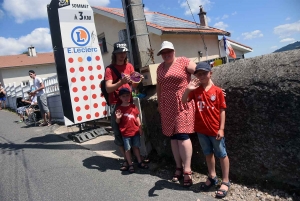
[66,52,106,125]
[48,2,107,126]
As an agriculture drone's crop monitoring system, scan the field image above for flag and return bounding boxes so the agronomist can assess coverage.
[222,36,236,59]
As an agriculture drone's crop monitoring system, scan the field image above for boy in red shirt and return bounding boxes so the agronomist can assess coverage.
[115,88,149,173]
[182,62,230,198]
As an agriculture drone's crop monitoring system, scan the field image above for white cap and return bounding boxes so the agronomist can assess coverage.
[157,41,175,56]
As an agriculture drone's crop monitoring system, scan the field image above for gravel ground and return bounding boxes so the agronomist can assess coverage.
[153,166,299,201]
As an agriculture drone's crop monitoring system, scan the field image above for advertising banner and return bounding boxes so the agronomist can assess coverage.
[48,0,107,126]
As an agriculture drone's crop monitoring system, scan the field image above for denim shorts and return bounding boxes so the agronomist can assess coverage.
[122,134,141,151]
[170,133,190,141]
[197,132,227,158]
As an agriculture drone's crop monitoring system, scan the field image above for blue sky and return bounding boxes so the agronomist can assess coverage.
[0,0,299,57]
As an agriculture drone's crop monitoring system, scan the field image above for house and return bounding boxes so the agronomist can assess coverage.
[1,6,252,87]
[92,6,252,68]
[224,38,253,60]
[0,47,56,87]
[0,47,62,119]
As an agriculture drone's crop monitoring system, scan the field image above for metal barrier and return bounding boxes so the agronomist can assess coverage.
[3,75,60,110]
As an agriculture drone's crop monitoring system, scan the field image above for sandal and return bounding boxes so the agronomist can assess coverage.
[138,162,149,169]
[39,122,48,127]
[141,156,150,163]
[183,171,193,187]
[120,161,129,171]
[216,181,231,198]
[128,165,135,173]
[199,176,218,191]
[172,167,183,182]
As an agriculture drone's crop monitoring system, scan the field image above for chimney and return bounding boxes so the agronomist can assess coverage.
[198,5,208,27]
[28,46,37,57]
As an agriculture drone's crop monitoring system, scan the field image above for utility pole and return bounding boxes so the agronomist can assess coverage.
[121,0,154,71]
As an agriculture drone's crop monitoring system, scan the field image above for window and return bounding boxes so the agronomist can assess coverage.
[22,80,30,86]
[98,33,108,54]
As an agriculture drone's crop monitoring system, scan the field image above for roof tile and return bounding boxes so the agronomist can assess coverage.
[93,7,230,35]
[0,53,54,69]
[227,38,252,50]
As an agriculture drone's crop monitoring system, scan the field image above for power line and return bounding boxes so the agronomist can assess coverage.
[185,0,208,61]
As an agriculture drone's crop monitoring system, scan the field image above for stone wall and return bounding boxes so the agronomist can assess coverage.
[141,49,300,193]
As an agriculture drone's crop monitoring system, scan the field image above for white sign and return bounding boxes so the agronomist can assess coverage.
[54,0,107,125]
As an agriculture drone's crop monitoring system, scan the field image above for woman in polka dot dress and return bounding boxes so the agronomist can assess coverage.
[156,41,196,187]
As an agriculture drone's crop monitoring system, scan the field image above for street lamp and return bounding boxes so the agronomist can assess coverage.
[198,51,203,62]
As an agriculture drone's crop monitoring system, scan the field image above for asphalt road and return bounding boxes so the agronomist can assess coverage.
[0,110,216,201]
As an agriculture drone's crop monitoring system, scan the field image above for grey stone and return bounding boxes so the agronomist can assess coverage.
[141,49,300,193]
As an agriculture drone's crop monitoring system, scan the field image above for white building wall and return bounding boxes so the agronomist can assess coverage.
[158,34,220,63]
[1,64,57,86]
[94,14,127,67]
[94,14,222,67]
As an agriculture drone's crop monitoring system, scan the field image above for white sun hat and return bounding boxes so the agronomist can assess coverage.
[157,41,175,56]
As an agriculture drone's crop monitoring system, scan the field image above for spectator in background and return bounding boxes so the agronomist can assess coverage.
[0,83,6,110]
[28,70,51,126]
[16,90,37,123]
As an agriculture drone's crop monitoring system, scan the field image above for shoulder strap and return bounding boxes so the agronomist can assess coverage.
[108,65,122,82]
[106,65,123,98]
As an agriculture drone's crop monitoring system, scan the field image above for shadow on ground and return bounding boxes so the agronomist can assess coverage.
[148,179,197,197]
[26,134,69,143]
[0,133,85,156]
[82,155,151,176]
[80,138,116,151]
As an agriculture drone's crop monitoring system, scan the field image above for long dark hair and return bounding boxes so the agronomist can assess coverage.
[111,53,128,65]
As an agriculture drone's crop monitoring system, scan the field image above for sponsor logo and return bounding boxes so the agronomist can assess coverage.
[117,43,128,52]
[197,101,205,112]
[71,26,90,46]
[124,113,135,120]
[210,94,216,101]
[59,0,70,7]
[67,47,98,54]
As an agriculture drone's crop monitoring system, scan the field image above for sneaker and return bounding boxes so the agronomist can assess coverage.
[18,120,23,123]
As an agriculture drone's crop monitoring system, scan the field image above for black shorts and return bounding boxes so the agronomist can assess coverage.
[170,133,190,141]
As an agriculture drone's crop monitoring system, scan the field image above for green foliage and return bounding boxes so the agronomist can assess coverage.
[274,41,300,53]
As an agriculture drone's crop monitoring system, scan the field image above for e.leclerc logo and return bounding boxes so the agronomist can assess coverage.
[68,26,97,54]
[71,26,90,46]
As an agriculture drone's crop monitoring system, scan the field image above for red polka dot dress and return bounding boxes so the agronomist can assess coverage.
[157,57,195,137]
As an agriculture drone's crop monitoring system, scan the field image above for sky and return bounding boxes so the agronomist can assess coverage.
[0,0,299,57]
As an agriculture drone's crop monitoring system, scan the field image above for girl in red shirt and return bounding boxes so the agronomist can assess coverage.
[115,88,149,173]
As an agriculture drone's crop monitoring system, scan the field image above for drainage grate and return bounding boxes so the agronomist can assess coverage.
[72,127,109,143]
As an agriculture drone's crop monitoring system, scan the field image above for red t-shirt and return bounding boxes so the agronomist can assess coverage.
[104,63,134,105]
[116,104,140,137]
[188,85,226,136]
